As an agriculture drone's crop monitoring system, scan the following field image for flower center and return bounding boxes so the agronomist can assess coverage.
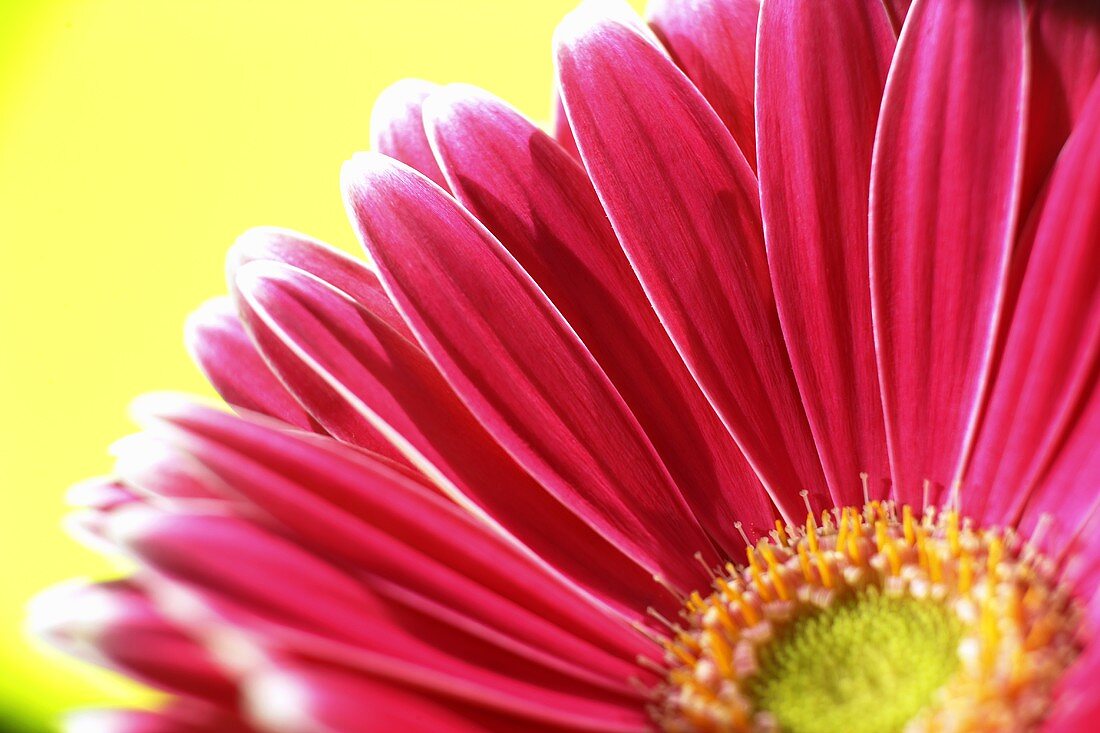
[746,589,960,733]
[648,501,1082,733]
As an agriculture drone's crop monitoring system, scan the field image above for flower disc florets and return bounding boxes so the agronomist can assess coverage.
[650,499,1082,733]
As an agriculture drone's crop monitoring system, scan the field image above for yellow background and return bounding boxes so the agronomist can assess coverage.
[0,0,644,727]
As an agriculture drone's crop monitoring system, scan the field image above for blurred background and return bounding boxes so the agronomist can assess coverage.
[0,1,644,729]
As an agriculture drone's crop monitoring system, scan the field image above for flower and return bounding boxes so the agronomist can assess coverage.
[29,0,1100,731]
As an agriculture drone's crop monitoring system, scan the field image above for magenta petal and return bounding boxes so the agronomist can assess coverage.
[646,0,760,169]
[1020,0,1100,216]
[369,79,448,190]
[228,227,415,343]
[343,152,718,592]
[31,580,236,705]
[232,263,663,616]
[184,298,317,432]
[551,92,581,160]
[65,705,250,733]
[245,663,644,733]
[426,83,775,547]
[244,665,489,733]
[869,0,1027,507]
[756,0,895,504]
[129,397,651,675]
[556,12,828,518]
[881,0,911,34]
[963,82,1100,531]
[110,507,649,729]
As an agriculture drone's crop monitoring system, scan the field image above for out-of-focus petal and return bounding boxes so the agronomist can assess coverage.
[646,0,759,169]
[185,298,317,432]
[30,580,236,705]
[127,396,652,675]
[369,79,448,190]
[109,506,650,731]
[963,81,1100,531]
[756,0,895,505]
[425,83,776,547]
[233,263,661,618]
[343,152,717,592]
[245,662,624,733]
[65,705,251,733]
[555,10,828,518]
[869,0,1027,507]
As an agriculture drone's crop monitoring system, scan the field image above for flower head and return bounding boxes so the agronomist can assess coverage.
[32,0,1100,731]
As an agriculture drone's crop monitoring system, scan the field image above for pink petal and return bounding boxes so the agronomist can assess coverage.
[869,0,1028,507]
[246,662,643,733]
[128,397,651,677]
[881,0,911,34]
[646,0,760,169]
[962,81,1100,530]
[228,227,415,343]
[369,79,448,190]
[551,92,581,160]
[244,665,491,733]
[65,705,251,733]
[1043,644,1100,733]
[110,507,649,730]
[756,0,895,505]
[343,152,718,592]
[232,263,662,617]
[184,298,318,432]
[1020,0,1100,217]
[555,11,828,517]
[425,83,775,547]
[30,580,235,704]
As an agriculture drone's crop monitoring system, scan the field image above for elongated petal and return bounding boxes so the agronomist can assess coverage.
[233,263,662,617]
[246,663,637,733]
[110,507,648,730]
[228,227,414,342]
[127,396,651,675]
[369,79,448,190]
[646,0,759,169]
[426,84,775,546]
[1020,0,1100,215]
[66,705,251,733]
[869,0,1027,506]
[184,298,316,431]
[244,666,488,733]
[963,82,1100,529]
[556,11,828,517]
[31,581,235,704]
[343,152,717,591]
[756,0,895,505]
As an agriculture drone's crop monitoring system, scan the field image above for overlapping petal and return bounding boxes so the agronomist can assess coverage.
[963,80,1100,532]
[369,79,449,190]
[646,0,759,168]
[233,261,662,616]
[869,0,1028,507]
[343,152,717,592]
[184,298,317,431]
[756,0,895,505]
[556,8,828,517]
[108,505,650,731]
[425,83,775,546]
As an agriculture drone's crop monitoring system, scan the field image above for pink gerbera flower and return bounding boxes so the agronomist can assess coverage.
[31,0,1100,731]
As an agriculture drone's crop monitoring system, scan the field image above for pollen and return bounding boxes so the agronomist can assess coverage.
[647,502,1082,733]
